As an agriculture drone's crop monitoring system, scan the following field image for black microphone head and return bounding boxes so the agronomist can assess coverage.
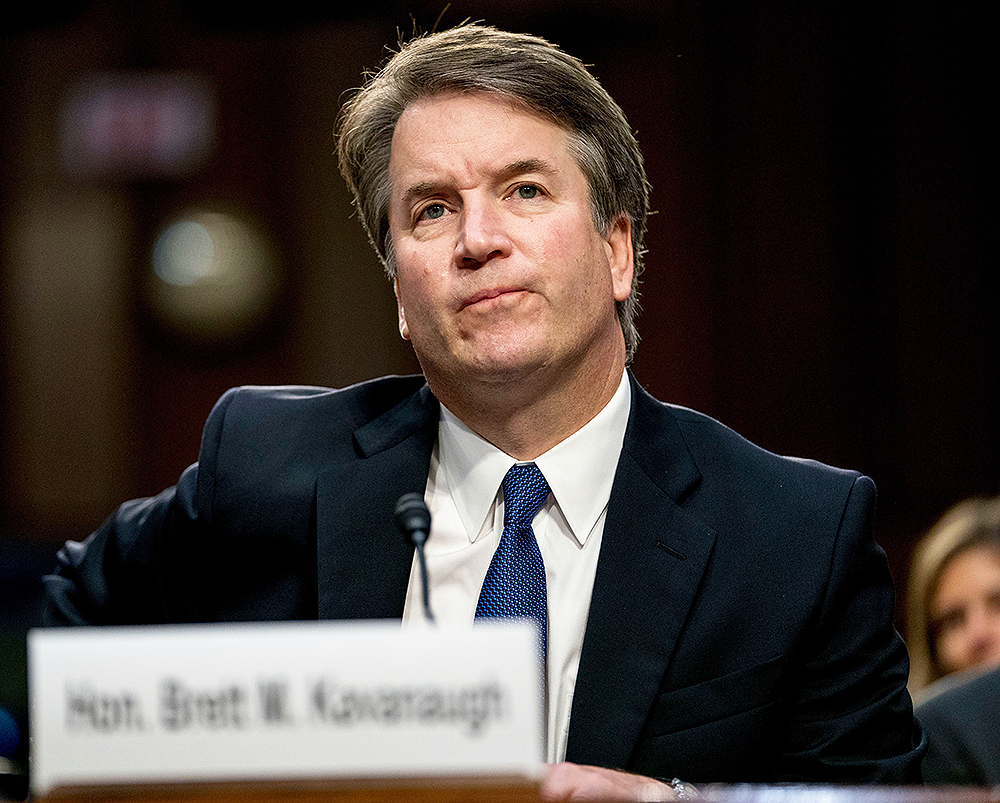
[395,492,431,546]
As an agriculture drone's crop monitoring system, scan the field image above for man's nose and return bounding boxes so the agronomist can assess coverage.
[455,200,512,267]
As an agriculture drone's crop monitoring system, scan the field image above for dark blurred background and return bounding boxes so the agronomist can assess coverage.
[0,0,993,791]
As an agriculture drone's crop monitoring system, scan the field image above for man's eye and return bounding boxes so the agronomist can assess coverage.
[421,203,447,220]
[516,185,539,199]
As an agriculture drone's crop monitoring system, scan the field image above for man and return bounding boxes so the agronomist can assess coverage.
[44,24,924,798]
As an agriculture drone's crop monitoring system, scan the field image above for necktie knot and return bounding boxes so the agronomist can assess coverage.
[503,463,551,530]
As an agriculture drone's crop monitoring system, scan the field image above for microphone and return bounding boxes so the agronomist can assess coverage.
[395,493,434,623]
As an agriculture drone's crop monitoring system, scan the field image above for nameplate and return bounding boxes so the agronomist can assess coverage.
[29,620,542,796]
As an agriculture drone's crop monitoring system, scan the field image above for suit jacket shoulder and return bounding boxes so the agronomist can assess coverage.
[43,375,436,626]
[196,375,432,520]
[627,379,866,544]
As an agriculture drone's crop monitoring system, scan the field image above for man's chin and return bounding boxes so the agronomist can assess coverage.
[429,348,553,392]
[466,356,550,386]
[447,334,549,378]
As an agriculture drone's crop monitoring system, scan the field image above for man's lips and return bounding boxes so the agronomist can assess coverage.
[460,287,527,310]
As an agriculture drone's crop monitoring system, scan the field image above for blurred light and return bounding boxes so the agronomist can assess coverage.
[61,72,215,178]
[145,209,281,344]
[153,220,215,286]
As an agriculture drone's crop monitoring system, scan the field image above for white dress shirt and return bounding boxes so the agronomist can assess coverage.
[402,370,631,762]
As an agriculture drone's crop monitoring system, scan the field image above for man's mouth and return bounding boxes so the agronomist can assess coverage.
[461,287,526,310]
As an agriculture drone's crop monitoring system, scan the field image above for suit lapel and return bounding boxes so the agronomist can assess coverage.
[315,385,438,620]
[566,375,717,768]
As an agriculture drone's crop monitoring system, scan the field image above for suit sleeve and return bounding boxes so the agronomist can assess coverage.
[41,389,237,626]
[780,475,926,783]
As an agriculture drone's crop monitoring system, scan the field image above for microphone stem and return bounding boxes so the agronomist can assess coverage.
[415,540,435,624]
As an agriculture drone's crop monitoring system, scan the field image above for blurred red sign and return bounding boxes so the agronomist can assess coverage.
[61,72,216,178]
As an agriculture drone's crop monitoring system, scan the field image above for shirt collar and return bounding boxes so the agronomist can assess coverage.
[438,369,631,546]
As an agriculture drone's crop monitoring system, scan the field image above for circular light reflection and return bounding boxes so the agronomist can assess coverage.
[146,208,280,343]
[153,220,215,286]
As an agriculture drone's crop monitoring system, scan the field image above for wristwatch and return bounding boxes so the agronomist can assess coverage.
[668,777,699,800]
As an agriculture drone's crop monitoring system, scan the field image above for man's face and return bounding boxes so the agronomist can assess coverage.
[387,92,633,397]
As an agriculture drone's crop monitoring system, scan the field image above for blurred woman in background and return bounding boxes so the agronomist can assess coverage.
[907,495,1000,696]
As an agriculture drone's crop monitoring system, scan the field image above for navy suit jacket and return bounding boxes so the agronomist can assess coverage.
[45,372,924,784]
[916,664,1000,785]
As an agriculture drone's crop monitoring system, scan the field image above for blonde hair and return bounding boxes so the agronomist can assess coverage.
[906,495,1000,691]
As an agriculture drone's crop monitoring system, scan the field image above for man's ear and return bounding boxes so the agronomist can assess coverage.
[605,214,634,302]
[393,277,411,341]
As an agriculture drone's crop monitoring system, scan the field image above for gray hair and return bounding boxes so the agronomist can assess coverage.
[336,23,650,361]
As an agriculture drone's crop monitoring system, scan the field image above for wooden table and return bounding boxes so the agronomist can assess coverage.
[29,779,1000,803]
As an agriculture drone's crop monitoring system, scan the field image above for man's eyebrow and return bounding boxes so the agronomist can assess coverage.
[401,181,442,207]
[501,158,559,181]
[400,159,560,207]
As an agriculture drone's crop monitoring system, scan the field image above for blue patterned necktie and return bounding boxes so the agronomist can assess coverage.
[475,463,551,661]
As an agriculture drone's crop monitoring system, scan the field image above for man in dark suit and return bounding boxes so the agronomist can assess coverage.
[44,24,924,798]
[917,663,1000,785]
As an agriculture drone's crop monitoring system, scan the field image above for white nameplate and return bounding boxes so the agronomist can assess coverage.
[29,620,542,796]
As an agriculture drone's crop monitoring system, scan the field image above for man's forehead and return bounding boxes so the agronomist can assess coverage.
[388,92,573,182]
